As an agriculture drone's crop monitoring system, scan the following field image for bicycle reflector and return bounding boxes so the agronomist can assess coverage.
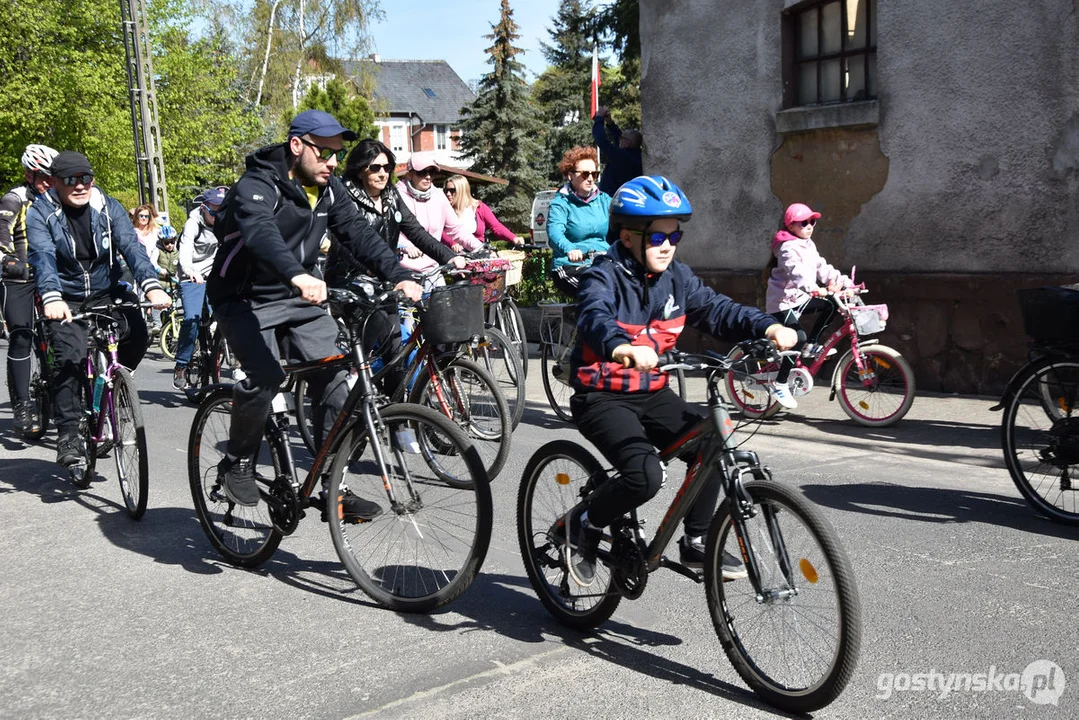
[800,558,820,584]
[555,472,571,485]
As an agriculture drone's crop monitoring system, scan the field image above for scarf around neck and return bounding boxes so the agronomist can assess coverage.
[403,180,433,202]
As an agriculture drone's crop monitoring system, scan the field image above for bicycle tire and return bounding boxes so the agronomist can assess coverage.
[471,325,526,429]
[1001,358,1079,524]
[327,403,492,612]
[111,368,149,519]
[834,345,915,427]
[292,375,317,454]
[517,440,621,629]
[500,298,528,381]
[705,479,862,713]
[159,317,179,359]
[540,339,574,423]
[71,380,97,489]
[188,387,284,566]
[409,356,512,480]
[723,346,781,420]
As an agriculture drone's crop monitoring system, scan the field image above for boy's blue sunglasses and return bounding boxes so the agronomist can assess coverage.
[630,229,684,247]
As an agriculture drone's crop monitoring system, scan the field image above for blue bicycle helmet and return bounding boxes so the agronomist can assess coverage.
[159,224,178,241]
[609,175,692,224]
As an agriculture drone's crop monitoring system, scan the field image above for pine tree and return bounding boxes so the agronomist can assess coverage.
[594,0,641,130]
[457,0,546,232]
[533,0,599,183]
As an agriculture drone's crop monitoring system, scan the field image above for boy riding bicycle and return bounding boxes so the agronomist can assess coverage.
[566,176,797,586]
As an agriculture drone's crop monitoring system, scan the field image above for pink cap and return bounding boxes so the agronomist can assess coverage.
[783,203,821,227]
[407,151,439,172]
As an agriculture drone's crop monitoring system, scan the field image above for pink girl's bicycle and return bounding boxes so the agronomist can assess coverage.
[726,273,915,427]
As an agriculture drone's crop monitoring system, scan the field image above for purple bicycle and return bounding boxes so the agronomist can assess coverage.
[67,300,150,519]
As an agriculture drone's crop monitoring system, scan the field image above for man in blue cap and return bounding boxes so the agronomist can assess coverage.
[207,109,422,518]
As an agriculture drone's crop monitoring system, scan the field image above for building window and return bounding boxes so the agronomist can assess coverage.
[422,87,437,98]
[785,0,877,107]
[389,124,406,153]
[435,125,450,151]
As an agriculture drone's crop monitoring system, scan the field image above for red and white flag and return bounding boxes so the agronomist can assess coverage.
[590,43,601,119]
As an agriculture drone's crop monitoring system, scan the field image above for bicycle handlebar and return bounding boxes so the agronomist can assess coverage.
[67,299,158,323]
[655,340,786,374]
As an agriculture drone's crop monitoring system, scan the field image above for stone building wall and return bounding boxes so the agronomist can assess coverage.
[638,0,1079,392]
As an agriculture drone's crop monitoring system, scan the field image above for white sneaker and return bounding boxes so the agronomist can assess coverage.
[768,381,798,409]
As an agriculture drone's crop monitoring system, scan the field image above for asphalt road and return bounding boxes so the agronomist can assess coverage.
[0,343,1075,720]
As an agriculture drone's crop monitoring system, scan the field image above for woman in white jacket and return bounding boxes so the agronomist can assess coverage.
[173,187,227,389]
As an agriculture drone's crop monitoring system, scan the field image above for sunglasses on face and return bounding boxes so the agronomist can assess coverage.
[137,213,150,219]
[800,219,817,228]
[62,174,94,187]
[365,163,392,174]
[444,187,456,195]
[413,167,437,177]
[572,170,599,180]
[299,137,347,163]
[630,228,684,247]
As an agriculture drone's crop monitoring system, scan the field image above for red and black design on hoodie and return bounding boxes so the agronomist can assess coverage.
[570,241,777,394]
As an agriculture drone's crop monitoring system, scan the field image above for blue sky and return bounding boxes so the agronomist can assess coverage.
[368,0,566,86]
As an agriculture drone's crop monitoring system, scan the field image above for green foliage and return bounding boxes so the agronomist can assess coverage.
[506,247,569,306]
[458,0,546,231]
[293,78,379,141]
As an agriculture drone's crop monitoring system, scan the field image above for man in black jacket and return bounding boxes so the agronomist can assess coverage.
[207,110,422,517]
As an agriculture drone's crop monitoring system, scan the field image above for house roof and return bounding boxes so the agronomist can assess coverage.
[346,59,477,124]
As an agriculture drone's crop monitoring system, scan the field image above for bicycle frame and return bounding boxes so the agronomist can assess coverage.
[80,315,126,446]
[787,293,882,391]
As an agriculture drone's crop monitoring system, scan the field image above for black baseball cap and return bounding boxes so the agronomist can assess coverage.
[50,151,93,178]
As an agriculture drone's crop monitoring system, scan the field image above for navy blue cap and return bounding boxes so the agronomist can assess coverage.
[202,187,227,205]
[287,110,357,141]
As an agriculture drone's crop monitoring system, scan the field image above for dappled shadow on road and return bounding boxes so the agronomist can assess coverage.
[136,388,191,411]
[802,482,1079,541]
[519,401,574,431]
[778,411,1001,451]
[397,572,801,716]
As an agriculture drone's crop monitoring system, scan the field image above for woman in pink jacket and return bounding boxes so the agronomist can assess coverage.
[764,202,851,408]
[395,152,477,274]
[442,174,523,247]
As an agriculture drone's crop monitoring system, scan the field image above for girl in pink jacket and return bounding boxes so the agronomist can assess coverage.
[442,174,523,247]
[763,203,851,409]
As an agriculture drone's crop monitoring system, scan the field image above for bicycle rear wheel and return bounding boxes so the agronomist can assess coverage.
[705,479,861,713]
[111,368,149,519]
[723,346,781,420]
[327,404,492,612]
[517,440,621,629]
[540,337,574,423]
[834,345,915,427]
[410,356,512,480]
[471,325,525,429]
[188,387,284,566]
[1001,359,1079,524]
[7,340,50,441]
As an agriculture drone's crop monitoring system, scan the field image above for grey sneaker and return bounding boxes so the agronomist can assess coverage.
[565,509,604,587]
[217,456,260,507]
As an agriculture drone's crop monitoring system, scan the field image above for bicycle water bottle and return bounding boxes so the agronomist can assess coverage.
[92,374,106,413]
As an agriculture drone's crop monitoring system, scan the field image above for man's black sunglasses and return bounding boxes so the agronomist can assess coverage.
[299,137,347,162]
[62,174,94,187]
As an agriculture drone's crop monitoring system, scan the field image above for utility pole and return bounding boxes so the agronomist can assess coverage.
[120,0,170,219]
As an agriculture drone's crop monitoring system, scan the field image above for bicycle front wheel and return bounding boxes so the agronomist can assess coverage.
[705,479,861,713]
[472,325,526,429]
[187,387,284,566]
[292,375,317,455]
[9,339,51,441]
[517,440,621,629]
[111,368,149,519]
[1002,359,1079,524]
[834,345,915,427]
[723,346,781,420]
[160,317,179,359]
[410,356,512,480]
[498,298,528,380]
[540,339,574,423]
[327,403,492,612]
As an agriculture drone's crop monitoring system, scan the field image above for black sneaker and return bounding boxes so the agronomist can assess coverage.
[679,535,748,580]
[13,400,40,437]
[313,489,383,523]
[217,456,260,507]
[566,509,604,587]
[56,430,85,469]
[173,366,188,390]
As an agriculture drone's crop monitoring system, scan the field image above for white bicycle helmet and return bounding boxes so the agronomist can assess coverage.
[21,144,59,175]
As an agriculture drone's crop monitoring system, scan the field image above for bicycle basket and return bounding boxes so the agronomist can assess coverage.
[464,258,511,304]
[421,284,485,344]
[1017,285,1079,341]
[496,249,526,286]
[850,304,889,336]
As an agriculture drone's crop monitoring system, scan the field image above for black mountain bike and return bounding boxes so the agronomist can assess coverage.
[517,342,862,713]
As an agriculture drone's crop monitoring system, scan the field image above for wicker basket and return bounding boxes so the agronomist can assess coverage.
[421,284,485,344]
[497,249,526,287]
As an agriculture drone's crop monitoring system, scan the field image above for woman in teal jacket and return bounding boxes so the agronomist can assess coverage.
[547,146,612,296]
